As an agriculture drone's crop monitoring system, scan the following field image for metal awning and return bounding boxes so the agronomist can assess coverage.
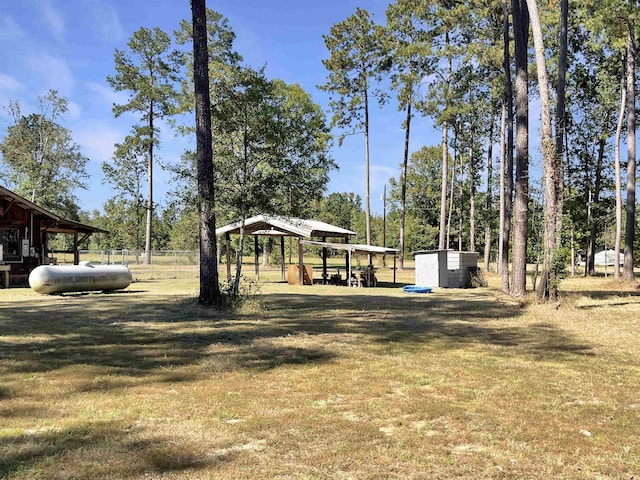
[216,214,356,239]
[301,240,398,255]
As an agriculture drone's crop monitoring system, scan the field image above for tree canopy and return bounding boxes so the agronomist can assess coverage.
[0,90,88,219]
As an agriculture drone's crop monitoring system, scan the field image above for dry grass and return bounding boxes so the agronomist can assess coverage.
[0,268,639,479]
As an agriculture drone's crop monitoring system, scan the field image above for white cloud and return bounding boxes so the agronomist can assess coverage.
[26,53,74,95]
[67,100,82,119]
[40,1,65,42]
[371,164,399,185]
[0,74,24,92]
[0,15,24,39]
[88,1,124,43]
[86,82,129,107]
[74,123,121,162]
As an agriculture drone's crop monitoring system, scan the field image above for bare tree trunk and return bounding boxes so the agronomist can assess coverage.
[510,0,529,297]
[364,83,372,247]
[192,0,221,305]
[439,36,452,251]
[439,122,449,250]
[555,0,568,238]
[498,104,506,274]
[614,71,626,279]
[500,0,514,294]
[624,21,636,282]
[400,96,412,269]
[570,225,576,276]
[469,128,476,253]
[527,0,562,300]
[144,100,154,266]
[459,153,464,252]
[585,189,594,276]
[484,113,495,273]
[586,140,606,276]
[234,223,245,295]
[447,130,457,250]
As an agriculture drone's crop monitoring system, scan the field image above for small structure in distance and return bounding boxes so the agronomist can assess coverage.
[414,250,480,289]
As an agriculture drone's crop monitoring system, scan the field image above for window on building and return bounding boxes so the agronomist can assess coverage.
[0,228,20,260]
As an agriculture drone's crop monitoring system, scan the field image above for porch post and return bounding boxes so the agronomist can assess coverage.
[298,237,304,285]
[280,236,285,281]
[254,235,259,281]
[322,236,327,284]
[73,233,79,265]
[344,236,349,276]
[393,255,397,284]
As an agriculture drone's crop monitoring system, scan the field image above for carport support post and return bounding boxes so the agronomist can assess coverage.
[225,233,231,281]
[344,237,349,275]
[393,255,397,284]
[298,237,304,285]
[254,235,259,281]
[73,233,79,265]
[280,236,285,281]
[322,236,327,284]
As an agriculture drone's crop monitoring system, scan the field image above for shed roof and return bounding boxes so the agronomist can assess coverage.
[216,214,356,239]
[0,185,107,235]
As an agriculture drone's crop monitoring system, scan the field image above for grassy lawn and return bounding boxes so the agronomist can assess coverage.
[0,267,639,479]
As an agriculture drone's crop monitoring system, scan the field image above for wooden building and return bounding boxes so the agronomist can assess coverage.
[0,186,106,287]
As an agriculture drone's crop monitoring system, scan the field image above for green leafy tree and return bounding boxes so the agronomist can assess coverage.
[320,7,388,248]
[107,26,182,265]
[0,90,88,218]
[93,197,143,249]
[388,146,443,253]
[314,192,363,233]
[267,80,335,218]
[174,7,242,111]
[210,66,334,294]
[563,31,620,276]
[167,203,198,250]
[102,135,147,252]
[578,0,639,280]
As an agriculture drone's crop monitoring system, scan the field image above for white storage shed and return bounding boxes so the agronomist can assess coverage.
[414,250,479,288]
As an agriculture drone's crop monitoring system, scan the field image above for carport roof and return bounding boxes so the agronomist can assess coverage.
[216,214,356,239]
[301,240,398,255]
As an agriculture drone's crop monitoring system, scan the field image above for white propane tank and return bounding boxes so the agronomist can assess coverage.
[29,262,132,294]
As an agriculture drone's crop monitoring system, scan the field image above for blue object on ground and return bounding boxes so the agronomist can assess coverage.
[402,285,432,294]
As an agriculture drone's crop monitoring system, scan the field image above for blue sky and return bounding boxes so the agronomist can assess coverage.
[0,0,441,216]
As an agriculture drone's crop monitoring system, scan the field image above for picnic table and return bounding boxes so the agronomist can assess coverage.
[359,266,377,287]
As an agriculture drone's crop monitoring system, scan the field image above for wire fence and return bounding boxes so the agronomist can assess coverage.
[77,250,200,281]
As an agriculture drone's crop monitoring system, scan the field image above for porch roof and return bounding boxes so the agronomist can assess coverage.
[0,185,107,235]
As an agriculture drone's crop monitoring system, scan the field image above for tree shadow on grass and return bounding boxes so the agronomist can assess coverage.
[0,422,230,479]
[0,287,597,478]
[567,288,640,309]
[0,287,594,381]
[0,290,590,376]
[259,290,595,360]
